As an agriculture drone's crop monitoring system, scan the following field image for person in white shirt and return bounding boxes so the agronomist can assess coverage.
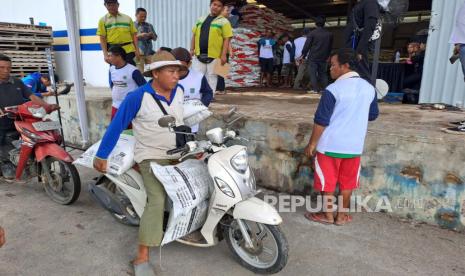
[171,47,213,133]
[258,30,277,87]
[107,46,146,119]
[293,28,310,89]
[450,0,465,82]
[304,48,379,226]
[281,33,296,88]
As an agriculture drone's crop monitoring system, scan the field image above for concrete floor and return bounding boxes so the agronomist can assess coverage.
[1,157,464,276]
[211,91,465,144]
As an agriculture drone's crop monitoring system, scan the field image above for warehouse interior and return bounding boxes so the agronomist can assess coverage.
[252,0,433,59]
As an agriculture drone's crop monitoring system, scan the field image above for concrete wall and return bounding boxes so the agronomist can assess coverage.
[47,88,112,148]
[200,116,465,232]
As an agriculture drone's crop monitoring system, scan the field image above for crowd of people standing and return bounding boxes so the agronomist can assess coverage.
[257,15,334,93]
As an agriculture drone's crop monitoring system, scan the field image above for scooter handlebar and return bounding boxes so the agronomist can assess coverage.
[0,106,18,118]
[166,145,189,155]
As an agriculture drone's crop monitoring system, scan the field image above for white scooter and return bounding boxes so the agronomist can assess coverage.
[88,108,288,274]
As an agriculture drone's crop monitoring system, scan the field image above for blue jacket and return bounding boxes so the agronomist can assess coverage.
[22,72,47,97]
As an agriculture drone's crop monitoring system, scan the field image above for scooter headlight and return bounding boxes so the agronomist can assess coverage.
[215,177,235,198]
[230,149,248,174]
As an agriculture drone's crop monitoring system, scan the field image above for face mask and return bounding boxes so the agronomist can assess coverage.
[378,0,391,11]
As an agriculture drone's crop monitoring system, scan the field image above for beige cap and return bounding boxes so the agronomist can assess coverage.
[143,51,187,77]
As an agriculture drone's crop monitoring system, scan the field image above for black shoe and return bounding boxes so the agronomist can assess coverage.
[59,83,74,95]
[442,124,465,135]
[449,120,465,127]
[0,161,16,180]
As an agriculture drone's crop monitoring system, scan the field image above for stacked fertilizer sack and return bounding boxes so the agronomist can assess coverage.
[239,4,294,34]
[226,5,294,88]
[226,27,261,87]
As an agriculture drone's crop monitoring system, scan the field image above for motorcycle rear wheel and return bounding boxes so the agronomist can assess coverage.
[103,180,140,226]
[41,157,81,205]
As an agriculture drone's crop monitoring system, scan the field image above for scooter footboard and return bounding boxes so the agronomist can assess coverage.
[233,197,282,225]
[104,169,146,217]
[201,205,227,245]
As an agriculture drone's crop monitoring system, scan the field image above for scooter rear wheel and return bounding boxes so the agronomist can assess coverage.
[103,180,140,226]
[224,220,288,274]
[41,157,81,205]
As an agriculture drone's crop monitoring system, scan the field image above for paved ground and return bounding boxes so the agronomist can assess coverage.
[1,157,464,276]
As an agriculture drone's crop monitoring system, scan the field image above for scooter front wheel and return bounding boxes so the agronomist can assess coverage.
[224,219,288,274]
[41,157,81,205]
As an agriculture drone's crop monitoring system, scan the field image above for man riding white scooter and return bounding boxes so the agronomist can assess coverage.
[93,50,186,276]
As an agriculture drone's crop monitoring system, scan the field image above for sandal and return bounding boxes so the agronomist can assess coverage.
[334,214,353,226]
[448,120,465,127]
[304,212,334,225]
[419,104,434,110]
[445,105,463,111]
[133,261,155,276]
[419,104,446,110]
[442,125,465,135]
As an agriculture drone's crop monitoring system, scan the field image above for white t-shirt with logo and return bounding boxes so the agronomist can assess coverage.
[109,64,142,108]
[283,41,293,64]
[316,72,376,155]
[293,36,307,59]
[259,38,275,59]
[178,69,205,133]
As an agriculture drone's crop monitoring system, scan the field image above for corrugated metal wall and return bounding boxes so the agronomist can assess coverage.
[420,0,465,105]
[135,0,210,50]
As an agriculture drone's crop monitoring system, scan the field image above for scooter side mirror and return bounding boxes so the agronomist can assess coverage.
[227,106,237,117]
[158,115,176,128]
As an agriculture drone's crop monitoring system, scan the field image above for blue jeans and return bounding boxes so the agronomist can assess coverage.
[460,44,465,82]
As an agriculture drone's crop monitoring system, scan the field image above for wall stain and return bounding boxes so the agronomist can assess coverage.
[274,147,303,159]
[444,172,463,185]
[294,122,310,144]
[361,167,374,180]
[385,164,419,189]
[400,165,423,183]
[435,208,460,229]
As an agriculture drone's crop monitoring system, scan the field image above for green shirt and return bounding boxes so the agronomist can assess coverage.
[97,12,137,54]
[192,15,233,59]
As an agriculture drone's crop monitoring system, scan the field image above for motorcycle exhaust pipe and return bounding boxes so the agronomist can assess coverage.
[88,180,125,216]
